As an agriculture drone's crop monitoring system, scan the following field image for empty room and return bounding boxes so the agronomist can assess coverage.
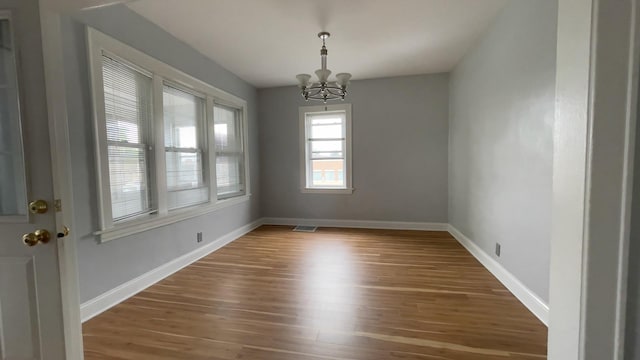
[1,0,638,359]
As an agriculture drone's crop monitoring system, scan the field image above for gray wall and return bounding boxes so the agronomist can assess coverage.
[61,5,260,302]
[258,74,449,222]
[448,0,557,302]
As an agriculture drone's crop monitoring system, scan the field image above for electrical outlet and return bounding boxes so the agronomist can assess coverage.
[196,232,203,243]
[495,243,501,257]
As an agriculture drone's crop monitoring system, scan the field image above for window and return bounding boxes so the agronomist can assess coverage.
[88,28,249,241]
[102,55,154,220]
[163,85,208,209]
[214,105,245,199]
[300,104,352,193]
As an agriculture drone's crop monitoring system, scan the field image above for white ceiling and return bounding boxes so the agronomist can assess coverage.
[127,0,508,88]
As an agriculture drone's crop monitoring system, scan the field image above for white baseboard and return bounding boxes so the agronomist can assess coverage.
[80,218,264,323]
[262,217,449,231]
[447,225,549,325]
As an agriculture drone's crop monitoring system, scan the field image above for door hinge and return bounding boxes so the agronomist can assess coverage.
[54,199,62,212]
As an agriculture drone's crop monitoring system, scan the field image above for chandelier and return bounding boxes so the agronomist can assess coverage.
[296,32,352,103]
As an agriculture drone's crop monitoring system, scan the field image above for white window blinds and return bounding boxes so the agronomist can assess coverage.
[305,112,347,188]
[214,105,245,198]
[102,54,154,221]
[163,85,208,209]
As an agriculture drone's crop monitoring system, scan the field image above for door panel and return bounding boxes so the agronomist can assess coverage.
[0,257,40,359]
[0,0,66,359]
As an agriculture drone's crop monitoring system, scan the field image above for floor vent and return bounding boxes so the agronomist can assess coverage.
[293,225,318,232]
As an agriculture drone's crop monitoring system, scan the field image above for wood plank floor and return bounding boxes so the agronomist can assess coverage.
[83,226,547,359]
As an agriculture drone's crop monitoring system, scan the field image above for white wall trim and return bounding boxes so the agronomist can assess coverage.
[262,217,449,231]
[447,225,549,325]
[80,218,264,322]
[94,195,251,243]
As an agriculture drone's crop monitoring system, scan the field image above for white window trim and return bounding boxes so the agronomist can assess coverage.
[214,103,247,199]
[87,27,250,242]
[299,104,353,194]
[162,80,209,210]
[93,195,250,242]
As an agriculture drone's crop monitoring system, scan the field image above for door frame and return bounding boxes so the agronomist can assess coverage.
[549,0,640,359]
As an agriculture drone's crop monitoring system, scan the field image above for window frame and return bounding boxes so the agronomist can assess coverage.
[299,104,353,194]
[162,81,209,210]
[87,27,250,242]
[100,54,155,222]
[213,103,246,200]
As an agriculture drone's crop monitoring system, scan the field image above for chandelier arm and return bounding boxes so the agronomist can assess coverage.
[302,84,346,98]
[326,87,346,96]
[327,86,345,92]
[307,91,333,98]
[324,88,341,97]
[305,88,323,98]
[307,96,343,102]
[306,89,340,99]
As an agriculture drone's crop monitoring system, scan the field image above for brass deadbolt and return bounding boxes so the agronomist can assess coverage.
[28,200,48,214]
[57,226,70,238]
[22,229,51,247]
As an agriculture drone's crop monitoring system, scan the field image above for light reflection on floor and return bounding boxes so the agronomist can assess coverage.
[301,240,361,336]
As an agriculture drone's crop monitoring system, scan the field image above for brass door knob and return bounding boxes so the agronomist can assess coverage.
[28,200,48,214]
[22,229,51,247]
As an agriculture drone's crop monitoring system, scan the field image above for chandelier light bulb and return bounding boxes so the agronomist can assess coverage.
[315,69,331,83]
[296,74,311,88]
[336,73,352,87]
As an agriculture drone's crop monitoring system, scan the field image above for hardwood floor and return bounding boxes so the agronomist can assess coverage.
[83,226,547,359]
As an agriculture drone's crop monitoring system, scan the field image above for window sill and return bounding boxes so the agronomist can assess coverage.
[94,194,251,243]
[301,188,354,194]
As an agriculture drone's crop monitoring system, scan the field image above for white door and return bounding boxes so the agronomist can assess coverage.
[0,1,67,358]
